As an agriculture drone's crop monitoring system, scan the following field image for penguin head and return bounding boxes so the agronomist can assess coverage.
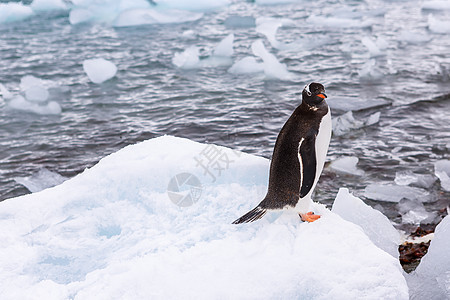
[302,82,327,106]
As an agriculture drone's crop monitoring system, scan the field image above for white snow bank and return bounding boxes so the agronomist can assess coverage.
[435,160,450,192]
[0,136,408,299]
[332,188,400,258]
[407,215,450,299]
[83,58,117,84]
[329,156,365,176]
[0,3,33,24]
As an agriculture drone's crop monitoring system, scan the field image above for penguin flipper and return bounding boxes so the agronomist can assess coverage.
[232,206,267,224]
[299,134,317,198]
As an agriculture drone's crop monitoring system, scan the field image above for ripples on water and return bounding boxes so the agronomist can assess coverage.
[0,0,449,227]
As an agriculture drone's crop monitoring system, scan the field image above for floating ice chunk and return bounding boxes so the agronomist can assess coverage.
[329,156,365,176]
[398,31,432,44]
[251,40,295,80]
[395,171,437,189]
[113,8,203,27]
[0,83,13,100]
[256,21,283,49]
[361,36,386,57]
[364,183,432,203]
[213,34,234,57]
[69,8,94,25]
[30,0,68,12]
[255,0,301,5]
[155,0,230,11]
[14,168,67,193]
[20,75,49,102]
[255,16,296,27]
[172,46,200,69]
[329,96,390,112]
[181,30,196,39]
[397,199,437,225]
[306,15,372,28]
[332,111,380,136]
[435,160,450,192]
[224,15,255,28]
[332,188,400,258]
[83,58,117,84]
[8,95,62,115]
[407,215,450,299]
[0,3,33,24]
[428,14,450,34]
[422,0,450,10]
[359,59,383,81]
[228,57,265,74]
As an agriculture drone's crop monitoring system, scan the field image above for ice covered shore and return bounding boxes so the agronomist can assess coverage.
[1,136,448,299]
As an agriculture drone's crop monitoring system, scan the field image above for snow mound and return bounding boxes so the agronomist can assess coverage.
[0,136,408,299]
[332,188,400,258]
[83,58,117,84]
[434,160,450,192]
[407,215,450,299]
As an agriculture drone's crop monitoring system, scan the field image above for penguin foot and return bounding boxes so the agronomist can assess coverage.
[300,212,321,222]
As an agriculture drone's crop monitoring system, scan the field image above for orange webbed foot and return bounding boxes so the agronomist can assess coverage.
[300,212,321,222]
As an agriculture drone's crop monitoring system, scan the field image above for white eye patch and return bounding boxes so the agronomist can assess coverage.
[304,84,312,96]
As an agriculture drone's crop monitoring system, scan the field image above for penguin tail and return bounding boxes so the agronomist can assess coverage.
[232,206,267,224]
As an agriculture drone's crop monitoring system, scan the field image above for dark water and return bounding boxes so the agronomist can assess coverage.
[0,0,449,228]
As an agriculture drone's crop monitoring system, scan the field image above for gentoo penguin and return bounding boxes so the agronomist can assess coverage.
[233,82,332,224]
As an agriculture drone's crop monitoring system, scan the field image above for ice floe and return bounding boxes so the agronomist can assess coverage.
[394,171,437,189]
[83,58,117,84]
[14,168,68,193]
[332,188,400,258]
[328,96,390,112]
[30,0,68,12]
[329,156,365,176]
[361,36,388,57]
[364,183,432,203]
[434,160,450,192]
[306,15,373,29]
[397,199,437,225]
[406,215,450,299]
[113,8,203,27]
[359,59,384,81]
[422,0,450,10]
[428,14,450,34]
[228,56,265,74]
[398,31,432,44]
[250,40,296,80]
[0,3,33,24]
[0,136,409,299]
[332,111,380,136]
[172,46,200,69]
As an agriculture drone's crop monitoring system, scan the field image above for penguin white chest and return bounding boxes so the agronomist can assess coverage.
[294,110,332,212]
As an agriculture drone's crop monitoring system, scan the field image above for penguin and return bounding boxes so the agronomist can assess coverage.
[233,82,332,224]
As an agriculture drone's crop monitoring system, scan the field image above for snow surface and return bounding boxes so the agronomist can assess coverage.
[407,215,450,299]
[14,168,67,193]
[82,58,117,84]
[0,136,409,299]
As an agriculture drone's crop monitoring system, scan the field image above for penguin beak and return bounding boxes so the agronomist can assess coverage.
[317,93,327,99]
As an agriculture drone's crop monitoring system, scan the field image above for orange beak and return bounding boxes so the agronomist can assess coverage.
[317,93,327,99]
